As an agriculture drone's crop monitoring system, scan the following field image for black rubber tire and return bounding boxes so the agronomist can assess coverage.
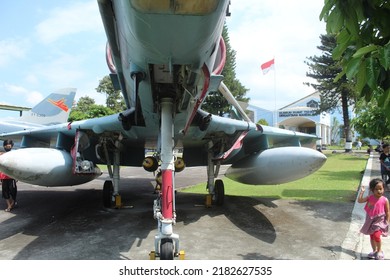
[103,180,114,208]
[215,179,225,206]
[160,238,174,260]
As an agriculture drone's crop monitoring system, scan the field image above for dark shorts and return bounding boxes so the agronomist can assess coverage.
[2,179,16,199]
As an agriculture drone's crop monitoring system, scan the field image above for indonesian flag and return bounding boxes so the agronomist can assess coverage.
[261,58,275,75]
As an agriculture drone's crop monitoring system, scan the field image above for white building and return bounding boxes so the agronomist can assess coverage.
[248,91,331,148]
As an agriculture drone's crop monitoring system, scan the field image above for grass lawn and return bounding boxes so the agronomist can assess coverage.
[180,151,369,203]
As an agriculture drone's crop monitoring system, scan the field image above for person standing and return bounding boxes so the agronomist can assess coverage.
[0,139,17,211]
[356,140,362,150]
[358,178,390,260]
[380,143,390,184]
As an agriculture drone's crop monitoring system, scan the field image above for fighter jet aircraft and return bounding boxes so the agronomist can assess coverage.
[0,1,326,259]
[0,88,76,150]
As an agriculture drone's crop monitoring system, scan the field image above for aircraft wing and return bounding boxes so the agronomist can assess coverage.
[0,105,324,186]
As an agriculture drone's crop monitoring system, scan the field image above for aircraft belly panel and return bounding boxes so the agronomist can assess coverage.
[113,0,228,66]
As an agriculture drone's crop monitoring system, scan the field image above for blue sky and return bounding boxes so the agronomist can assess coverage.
[0,0,326,118]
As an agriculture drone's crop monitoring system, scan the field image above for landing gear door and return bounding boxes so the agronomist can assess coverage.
[71,130,95,175]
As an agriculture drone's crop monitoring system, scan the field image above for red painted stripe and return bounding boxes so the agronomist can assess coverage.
[182,64,210,135]
[161,169,173,219]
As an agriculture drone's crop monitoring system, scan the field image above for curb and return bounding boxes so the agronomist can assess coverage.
[339,153,374,260]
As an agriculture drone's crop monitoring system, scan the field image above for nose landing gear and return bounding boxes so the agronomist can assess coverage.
[149,98,185,260]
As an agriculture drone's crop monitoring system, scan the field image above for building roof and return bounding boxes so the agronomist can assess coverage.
[0,104,31,112]
[279,91,319,110]
[279,106,316,111]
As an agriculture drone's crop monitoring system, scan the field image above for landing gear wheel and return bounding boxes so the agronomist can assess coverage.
[160,238,174,260]
[103,180,114,208]
[214,179,225,206]
[143,156,159,172]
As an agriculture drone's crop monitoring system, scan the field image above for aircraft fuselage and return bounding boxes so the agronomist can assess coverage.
[99,0,230,143]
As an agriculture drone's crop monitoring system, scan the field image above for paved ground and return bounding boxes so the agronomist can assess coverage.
[0,157,360,260]
[340,151,390,260]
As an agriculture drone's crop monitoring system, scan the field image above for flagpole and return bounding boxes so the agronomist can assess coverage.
[260,58,276,126]
[273,56,277,127]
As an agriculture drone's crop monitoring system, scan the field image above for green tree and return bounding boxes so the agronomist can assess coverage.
[202,24,249,116]
[330,116,341,144]
[69,96,115,121]
[305,34,356,151]
[352,99,390,140]
[257,118,269,126]
[96,75,126,112]
[75,96,95,111]
[320,0,390,121]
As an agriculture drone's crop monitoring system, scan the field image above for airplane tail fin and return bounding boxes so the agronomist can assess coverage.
[19,88,76,125]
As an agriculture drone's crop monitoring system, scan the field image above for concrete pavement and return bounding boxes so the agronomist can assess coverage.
[339,151,389,260]
[0,150,383,260]
[0,165,354,260]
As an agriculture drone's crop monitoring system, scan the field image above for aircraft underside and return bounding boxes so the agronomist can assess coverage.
[98,96,226,260]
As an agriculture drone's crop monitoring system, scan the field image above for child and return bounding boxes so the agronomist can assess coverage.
[0,139,17,212]
[379,144,390,184]
[358,178,390,259]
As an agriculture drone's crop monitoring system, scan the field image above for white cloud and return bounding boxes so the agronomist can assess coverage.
[0,84,43,105]
[0,38,30,67]
[35,1,103,44]
[25,73,40,85]
[226,0,326,110]
[34,53,86,85]
[0,1,108,117]
[27,90,45,105]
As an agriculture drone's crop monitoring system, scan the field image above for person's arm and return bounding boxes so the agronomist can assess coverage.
[358,186,368,203]
[379,155,389,170]
[385,199,390,223]
[384,158,390,171]
[386,156,390,171]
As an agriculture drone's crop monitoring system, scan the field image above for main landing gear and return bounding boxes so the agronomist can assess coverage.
[205,147,225,207]
[97,136,124,209]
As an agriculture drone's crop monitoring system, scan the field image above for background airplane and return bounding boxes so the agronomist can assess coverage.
[0,88,76,151]
[0,1,326,259]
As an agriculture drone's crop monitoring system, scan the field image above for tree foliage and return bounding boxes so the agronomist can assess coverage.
[69,75,126,121]
[68,96,115,121]
[74,96,95,111]
[257,118,269,126]
[305,34,356,111]
[202,24,249,116]
[320,0,390,122]
[330,116,341,144]
[305,33,356,150]
[352,99,390,140]
[96,75,126,112]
